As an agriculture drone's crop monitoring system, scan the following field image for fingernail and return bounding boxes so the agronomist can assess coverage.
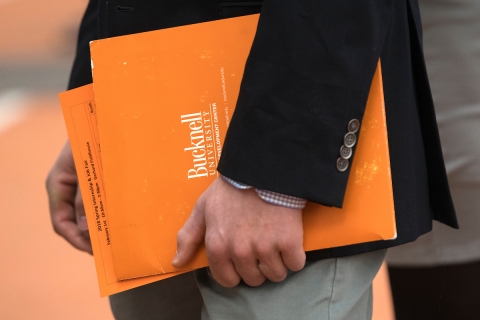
[78,216,88,231]
[172,252,181,267]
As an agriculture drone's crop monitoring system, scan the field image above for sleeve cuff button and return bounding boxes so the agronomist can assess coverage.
[348,119,360,133]
[340,145,352,159]
[336,157,349,172]
[344,132,357,147]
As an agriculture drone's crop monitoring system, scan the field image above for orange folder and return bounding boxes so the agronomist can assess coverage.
[59,85,188,297]
[59,14,396,296]
[87,14,396,281]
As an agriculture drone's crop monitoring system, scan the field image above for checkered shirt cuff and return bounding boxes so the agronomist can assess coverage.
[221,176,307,209]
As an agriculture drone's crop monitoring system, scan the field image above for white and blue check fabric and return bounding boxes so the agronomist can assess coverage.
[222,176,307,209]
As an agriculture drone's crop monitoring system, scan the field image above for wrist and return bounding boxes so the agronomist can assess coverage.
[220,175,307,209]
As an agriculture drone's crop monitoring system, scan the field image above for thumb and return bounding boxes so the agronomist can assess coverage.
[172,198,206,268]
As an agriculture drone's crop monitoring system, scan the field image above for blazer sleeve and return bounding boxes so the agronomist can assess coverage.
[217,0,393,207]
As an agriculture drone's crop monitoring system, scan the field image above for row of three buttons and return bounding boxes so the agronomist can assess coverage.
[337,119,359,172]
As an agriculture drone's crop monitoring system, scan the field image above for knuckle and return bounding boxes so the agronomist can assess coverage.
[210,269,240,288]
[222,278,241,288]
[176,229,186,243]
[232,246,250,261]
[287,256,306,272]
[270,268,288,282]
[243,275,266,287]
[289,263,304,272]
[52,224,61,235]
[177,228,200,245]
[206,242,226,260]
[277,238,295,252]
[176,229,194,247]
[268,274,287,283]
[259,263,287,283]
[255,244,272,258]
[51,215,62,232]
[178,234,201,250]
[275,273,288,282]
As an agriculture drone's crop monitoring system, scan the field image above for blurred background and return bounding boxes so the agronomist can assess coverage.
[0,0,394,319]
[0,0,114,319]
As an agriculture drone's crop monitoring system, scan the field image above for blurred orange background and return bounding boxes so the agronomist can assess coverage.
[0,1,394,319]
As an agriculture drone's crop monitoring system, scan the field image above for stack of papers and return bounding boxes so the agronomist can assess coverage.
[58,14,396,296]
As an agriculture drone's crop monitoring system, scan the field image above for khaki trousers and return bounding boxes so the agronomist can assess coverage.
[110,249,386,320]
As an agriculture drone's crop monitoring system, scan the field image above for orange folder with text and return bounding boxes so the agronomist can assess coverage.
[85,14,395,281]
[59,85,189,297]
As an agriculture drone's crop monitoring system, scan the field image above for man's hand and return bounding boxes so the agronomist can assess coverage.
[46,141,92,254]
[172,177,305,287]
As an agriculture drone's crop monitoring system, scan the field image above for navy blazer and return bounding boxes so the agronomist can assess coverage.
[68,0,457,260]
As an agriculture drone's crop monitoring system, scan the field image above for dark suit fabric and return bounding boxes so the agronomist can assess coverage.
[68,0,100,90]
[68,0,457,261]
